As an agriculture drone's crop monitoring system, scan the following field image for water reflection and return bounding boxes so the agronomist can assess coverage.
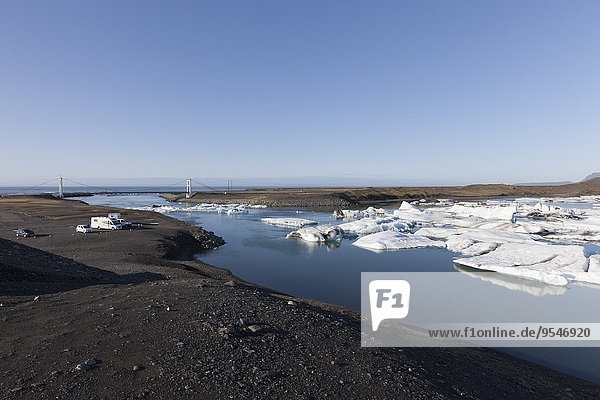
[453,264,569,296]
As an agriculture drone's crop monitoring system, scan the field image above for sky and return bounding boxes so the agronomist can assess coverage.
[1,1,599,186]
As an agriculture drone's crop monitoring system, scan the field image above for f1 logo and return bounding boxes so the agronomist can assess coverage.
[369,280,411,331]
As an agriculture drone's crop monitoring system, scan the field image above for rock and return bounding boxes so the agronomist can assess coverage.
[224,280,236,287]
[33,296,40,301]
[218,325,236,335]
[75,364,91,371]
[133,365,143,371]
[287,300,296,305]
[247,325,263,333]
[85,359,97,366]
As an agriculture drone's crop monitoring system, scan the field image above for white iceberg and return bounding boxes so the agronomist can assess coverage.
[261,218,318,228]
[436,204,517,222]
[333,209,364,220]
[453,264,569,296]
[338,217,413,236]
[454,242,600,286]
[287,225,345,242]
[135,203,255,214]
[352,231,445,251]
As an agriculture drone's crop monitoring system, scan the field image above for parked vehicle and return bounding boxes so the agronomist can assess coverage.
[76,225,92,233]
[116,218,132,228]
[15,228,35,237]
[108,213,121,220]
[90,217,122,230]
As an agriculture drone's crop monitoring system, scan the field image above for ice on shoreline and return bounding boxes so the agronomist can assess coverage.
[287,225,344,242]
[261,218,318,228]
[353,231,445,252]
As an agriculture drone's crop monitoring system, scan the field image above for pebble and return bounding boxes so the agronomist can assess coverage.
[218,326,236,335]
[75,364,91,371]
[133,365,143,371]
[287,300,296,305]
[247,325,263,333]
[224,280,236,287]
[85,359,97,366]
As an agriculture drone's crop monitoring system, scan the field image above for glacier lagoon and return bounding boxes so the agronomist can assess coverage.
[74,193,600,384]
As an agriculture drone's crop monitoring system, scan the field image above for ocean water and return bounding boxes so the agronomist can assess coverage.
[72,194,600,384]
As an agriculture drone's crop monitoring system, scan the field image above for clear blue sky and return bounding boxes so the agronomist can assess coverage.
[1,1,599,186]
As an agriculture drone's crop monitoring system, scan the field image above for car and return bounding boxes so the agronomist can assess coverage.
[15,228,35,237]
[116,218,132,228]
[76,225,92,233]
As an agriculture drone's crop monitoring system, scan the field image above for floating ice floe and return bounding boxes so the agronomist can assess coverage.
[333,209,364,220]
[454,242,600,286]
[453,264,569,296]
[352,231,445,252]
[338,217,414,236]
[287,225,345,242]
[261,217,318,228]
[431,204,517,222]
[137,203,253,214]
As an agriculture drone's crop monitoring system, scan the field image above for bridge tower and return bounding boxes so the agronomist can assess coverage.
[58,176,64,198]
[186,179,192,198]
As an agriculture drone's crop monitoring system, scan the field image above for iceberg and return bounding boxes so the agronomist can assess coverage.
[352,231,445,251]
[287,225,345,242]
[333,209,364,220]
[338,217,413,236]
[589,255,600,273]
[453,264,569,296]
[454,242,600,286]
[436,204,517,222]
[261,218,318,228]
[136,203,254,214]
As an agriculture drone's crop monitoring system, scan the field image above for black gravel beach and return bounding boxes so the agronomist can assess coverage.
[1,196,599,399]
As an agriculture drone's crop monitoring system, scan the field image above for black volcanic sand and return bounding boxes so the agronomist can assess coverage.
[162,177,600,208]
[0,196,598,399]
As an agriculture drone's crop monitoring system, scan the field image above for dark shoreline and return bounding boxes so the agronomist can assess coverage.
[1,196,599,399]
[161,178,600,208]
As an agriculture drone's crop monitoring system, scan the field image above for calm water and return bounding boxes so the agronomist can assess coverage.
[74,194,600,384]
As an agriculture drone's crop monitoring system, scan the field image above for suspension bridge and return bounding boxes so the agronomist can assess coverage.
[3,176,234,198]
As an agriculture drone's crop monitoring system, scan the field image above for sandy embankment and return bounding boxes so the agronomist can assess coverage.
[0,196,599,399]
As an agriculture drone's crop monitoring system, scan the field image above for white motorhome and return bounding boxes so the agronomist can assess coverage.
[90,217,122,230]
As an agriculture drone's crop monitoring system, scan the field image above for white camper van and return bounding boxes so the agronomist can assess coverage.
[90,217,122,230]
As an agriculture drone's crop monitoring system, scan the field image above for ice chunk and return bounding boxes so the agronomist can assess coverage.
[261,218,318,228]
[287,225,344,242]
[352,231,445,251]
[399,201,421,211]
[338,217,413,236]
[363,207,388,217]
[440,204,517,221]
[415,227,535,245]
[588,255,600,273]
[333,209,364,220]
[135,203,255,214]
[453,265,569,296]
[454,243,596,286]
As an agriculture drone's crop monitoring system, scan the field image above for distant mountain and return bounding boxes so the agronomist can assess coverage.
[583,172,600,181]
